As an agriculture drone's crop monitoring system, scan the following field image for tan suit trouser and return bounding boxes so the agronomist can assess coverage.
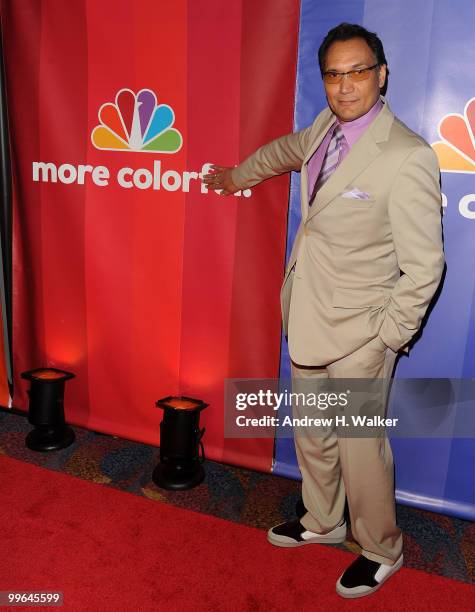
[291,336,403,565]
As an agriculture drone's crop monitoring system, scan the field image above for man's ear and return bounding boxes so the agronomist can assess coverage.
[378,64,387,90]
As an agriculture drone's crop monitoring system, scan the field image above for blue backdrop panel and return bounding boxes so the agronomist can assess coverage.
[275,0,475,519]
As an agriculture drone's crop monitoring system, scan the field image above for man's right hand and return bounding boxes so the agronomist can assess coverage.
[202,165,239,196]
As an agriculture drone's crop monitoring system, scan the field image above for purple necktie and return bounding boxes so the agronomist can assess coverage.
[309,124,344,205]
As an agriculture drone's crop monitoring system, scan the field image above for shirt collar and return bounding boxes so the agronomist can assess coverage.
[336,98,384,149]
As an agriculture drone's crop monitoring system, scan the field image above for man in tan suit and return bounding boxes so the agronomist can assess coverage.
[203,23,444,598]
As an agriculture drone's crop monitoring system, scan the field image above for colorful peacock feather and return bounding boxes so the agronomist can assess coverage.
[91,88,183,153]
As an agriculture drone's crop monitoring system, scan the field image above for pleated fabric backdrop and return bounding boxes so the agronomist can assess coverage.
[1,0,475,519]
[1,0,299,470]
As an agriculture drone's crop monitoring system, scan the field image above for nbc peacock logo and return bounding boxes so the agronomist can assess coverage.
[432,97,475,173]
[91,88,183,153]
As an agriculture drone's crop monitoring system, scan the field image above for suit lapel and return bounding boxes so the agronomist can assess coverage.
[300,114,335,219]
[306,101,394,222]
[303,114,336,165]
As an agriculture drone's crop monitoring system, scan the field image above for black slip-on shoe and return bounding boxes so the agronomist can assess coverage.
[336,553,403,598]
[267,518,347,547]
[295,497,306,519]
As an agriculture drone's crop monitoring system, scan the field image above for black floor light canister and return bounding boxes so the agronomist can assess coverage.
[21,368,75,452]
[153,396,208,491]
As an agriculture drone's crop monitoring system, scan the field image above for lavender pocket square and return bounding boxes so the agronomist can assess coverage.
[341,188,372,200]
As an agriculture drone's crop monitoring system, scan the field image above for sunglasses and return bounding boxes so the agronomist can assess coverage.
[323,64,379,84]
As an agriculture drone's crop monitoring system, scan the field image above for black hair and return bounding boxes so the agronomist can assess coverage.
[318,23,389,94]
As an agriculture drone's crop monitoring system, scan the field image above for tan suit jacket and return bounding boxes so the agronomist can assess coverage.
[232,100,444,366]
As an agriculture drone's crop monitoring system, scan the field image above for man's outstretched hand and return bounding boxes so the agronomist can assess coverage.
[202,165,239,196]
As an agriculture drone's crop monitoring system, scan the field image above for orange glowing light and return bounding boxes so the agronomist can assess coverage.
[156,396,208,411]
[21,368,75,383]
[32,370,68,380]
[166,398,201,410]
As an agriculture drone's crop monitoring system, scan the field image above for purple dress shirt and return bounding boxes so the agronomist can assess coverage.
[307,99,384,199]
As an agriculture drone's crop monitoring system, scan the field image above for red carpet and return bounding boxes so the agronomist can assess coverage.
[0,455,473,611]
